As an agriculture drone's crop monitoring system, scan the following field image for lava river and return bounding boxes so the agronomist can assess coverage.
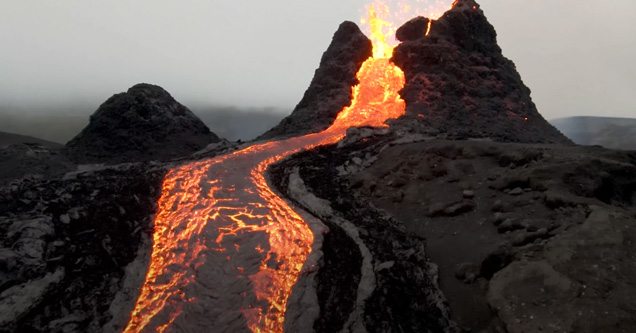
[124,4,431,332]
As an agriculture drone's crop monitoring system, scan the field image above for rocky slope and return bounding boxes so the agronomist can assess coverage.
[65,83,219,164]
[348,136,636,332]
[0,132,238,332]
[0,163,167,332]
[0,144,75,187]
[390,0,571,144]
[257,22,373,140]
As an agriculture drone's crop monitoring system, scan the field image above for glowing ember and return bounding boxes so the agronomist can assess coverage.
[125,1,452,332]
[426,20,433,36]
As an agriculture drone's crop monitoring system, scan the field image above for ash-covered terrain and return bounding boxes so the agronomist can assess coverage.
[0,0,634,332]
[347,136,636,332]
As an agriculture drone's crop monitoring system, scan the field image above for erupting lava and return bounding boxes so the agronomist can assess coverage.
[125,1,454,332]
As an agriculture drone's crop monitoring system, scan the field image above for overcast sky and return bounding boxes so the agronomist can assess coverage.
[1,0,634,119]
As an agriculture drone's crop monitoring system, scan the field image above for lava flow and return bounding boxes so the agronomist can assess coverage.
[125,2,452,332]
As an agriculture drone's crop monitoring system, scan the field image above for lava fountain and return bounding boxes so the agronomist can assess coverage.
[125,1,454,332]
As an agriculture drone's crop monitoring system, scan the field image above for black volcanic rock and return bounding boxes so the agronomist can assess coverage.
[0,164,166,332]
[391,0,572,144]
[395,17,431,42]
[0,144,75,187]
[270,138,458,333]
[258,21,373,140]
[349,137,636,331]
[65,83,219,164]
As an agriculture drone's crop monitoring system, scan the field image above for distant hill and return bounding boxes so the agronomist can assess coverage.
[550,116,636,150]
[0,131,63,148]
[0,107,88,144]
[192,106,285,141]
[0,105,286,144]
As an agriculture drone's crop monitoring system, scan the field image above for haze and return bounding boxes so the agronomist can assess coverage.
[1,0,634,120]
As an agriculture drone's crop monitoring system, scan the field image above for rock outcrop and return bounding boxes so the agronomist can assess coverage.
[257,22,373,140]
[65,83,219,164]
[391,0,571,144]
[0,163,166,332]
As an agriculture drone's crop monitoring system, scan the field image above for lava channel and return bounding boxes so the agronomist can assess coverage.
[122,2,448,332]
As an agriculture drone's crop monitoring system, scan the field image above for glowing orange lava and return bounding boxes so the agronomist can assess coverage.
[125,1,453,332]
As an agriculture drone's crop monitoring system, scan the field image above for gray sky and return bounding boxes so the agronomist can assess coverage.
[1,0,634,119]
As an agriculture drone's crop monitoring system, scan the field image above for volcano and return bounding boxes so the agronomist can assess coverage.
[264,0,570,145]
[1,1,635,333]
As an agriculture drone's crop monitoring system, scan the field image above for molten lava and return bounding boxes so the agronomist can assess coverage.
[125,1,454,332]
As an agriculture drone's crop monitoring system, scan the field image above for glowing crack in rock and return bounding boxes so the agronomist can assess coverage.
[125,1,455,332]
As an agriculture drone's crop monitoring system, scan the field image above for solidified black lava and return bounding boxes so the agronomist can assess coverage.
[65,83,219,164]
[0,165,166,332]
[257,22,373,140]
[391,0,572,144]
[271,136,457,333]
[270,162,363,333]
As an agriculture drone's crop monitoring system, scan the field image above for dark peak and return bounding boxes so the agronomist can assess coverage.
[126,83,174,101]
[390,0,571,144]
[333,21,365,41]
[428,0,497,53]
[451,0,481,11]
[396,17,431,42]
[258,21,372,140]
[395,0,493,53]
[92,83,187,121]
[320,21,372,67]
